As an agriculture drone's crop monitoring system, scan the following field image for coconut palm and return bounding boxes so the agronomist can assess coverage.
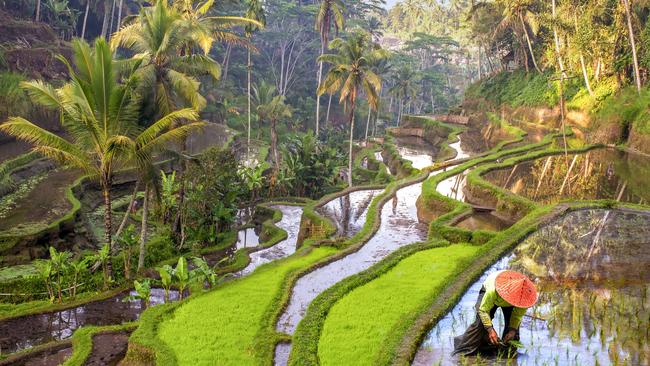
[318,34,384,187]
[315,0,345,137]
[111,0,220,116]
[0,38,203,278]
[253,81,292,173]
[496,0,541,73]
[389,66,420,126]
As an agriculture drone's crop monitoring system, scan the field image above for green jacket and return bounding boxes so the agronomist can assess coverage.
[478,270,527,330]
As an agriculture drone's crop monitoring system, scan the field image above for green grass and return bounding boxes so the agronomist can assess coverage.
[156,246,336,365]
[317,244,480,366]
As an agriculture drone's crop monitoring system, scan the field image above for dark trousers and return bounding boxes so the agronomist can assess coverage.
[452,286,520,357]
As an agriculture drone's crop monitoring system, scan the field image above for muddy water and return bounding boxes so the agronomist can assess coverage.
[237,205,303,276]
[0,288,179,355]
[393,136,439,169]
[414,209,650,365]
[483,148,650,205]
[316,190,381,238]
[455,212,511,232]
[273,138,470,365]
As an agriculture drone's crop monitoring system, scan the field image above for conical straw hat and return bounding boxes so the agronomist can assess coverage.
[495,270,538,308]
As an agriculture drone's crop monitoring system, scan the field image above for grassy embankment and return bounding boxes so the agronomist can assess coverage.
[466,70,650,151]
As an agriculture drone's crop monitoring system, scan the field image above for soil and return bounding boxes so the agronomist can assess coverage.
[0,169,79,232]
[85,331,131,366]
[0,288,177,355]
[0,344,73,366]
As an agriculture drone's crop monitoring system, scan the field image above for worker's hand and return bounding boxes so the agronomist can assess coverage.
[487,327,499,345]
[503,329,517,343]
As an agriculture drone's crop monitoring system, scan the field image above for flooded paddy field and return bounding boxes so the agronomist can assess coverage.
[316,189,381,238]
[0,288,179,354]
[414,209,650,365]
[273,136,469,365]
[483,148,650,205]
[238,205,303,276]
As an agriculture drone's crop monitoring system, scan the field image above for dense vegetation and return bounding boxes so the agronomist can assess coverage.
[1,0,649,365]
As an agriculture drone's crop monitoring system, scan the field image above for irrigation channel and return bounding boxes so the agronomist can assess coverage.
[273,136,473,365]
[414,208,650,365]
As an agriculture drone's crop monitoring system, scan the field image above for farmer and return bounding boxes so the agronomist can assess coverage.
[453,270,538,357]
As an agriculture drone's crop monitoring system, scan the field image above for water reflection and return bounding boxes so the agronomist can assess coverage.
[414,209,650,365]
[237,205,303,276]
[0,288,179,354]
[394,136,439,169]
[236,227,260,249]
[317,190,380,238]
[483,148,650,205]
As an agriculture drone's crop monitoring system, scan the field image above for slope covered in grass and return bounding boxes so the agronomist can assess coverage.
[317,244,480,366]
[158,246,336,365]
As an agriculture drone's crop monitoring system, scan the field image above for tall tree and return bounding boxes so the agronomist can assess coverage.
[319,34,384,187]
[0,39,203,277]
[621,0,642,94]
[245,0,266,163]
[315,0,345,137]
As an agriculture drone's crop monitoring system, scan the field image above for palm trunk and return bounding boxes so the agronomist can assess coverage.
[35,0,41,21]
[221,44,233,87]
[573,14,593,96]
[101,0,110,39]
[551,0,566,77]
[622,0,642,94]
[364,103,371,142]
[247,48,252,162]
[347,99,356,187]
[271,119,280,172]
[316,43,325,137]
[81,0,90,39]
[101,180,113,279]
[138,184,149,272]
[519,13,541,73]
[115,180,140,238]
[109,0,116,35]
[325,93,333,127]
[116,0,124,31]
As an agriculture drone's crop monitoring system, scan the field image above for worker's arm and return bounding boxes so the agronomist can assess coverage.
[478,289,497,329]
[508,306,527,329]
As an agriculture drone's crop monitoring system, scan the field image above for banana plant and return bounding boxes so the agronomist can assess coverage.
[93,244,111,290]
[69,257,89,299]
[158,264,174,302]
[115,224,138,280]
[191,257,219,288]
[173,257,190,299]
[49,247,71,303]
[124,279,152,307]
[36,260,54,303]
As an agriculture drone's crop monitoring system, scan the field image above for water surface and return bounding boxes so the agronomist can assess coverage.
[414,209,650,365]
[483,148,650,205]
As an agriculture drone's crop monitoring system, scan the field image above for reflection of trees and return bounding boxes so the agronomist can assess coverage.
[485,149,650,204]
[507,209,650,365]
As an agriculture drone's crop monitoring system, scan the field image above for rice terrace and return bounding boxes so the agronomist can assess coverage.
[0,0,648,365]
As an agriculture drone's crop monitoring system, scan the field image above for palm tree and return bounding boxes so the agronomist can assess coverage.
[0,39,203,278]
[621,0,641,94]
[245,0,266,162]
[315,0,345,137]
[497,0,541,73]
[389,66,419,126]
[318,34,384,187]
[253,81,292,173]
